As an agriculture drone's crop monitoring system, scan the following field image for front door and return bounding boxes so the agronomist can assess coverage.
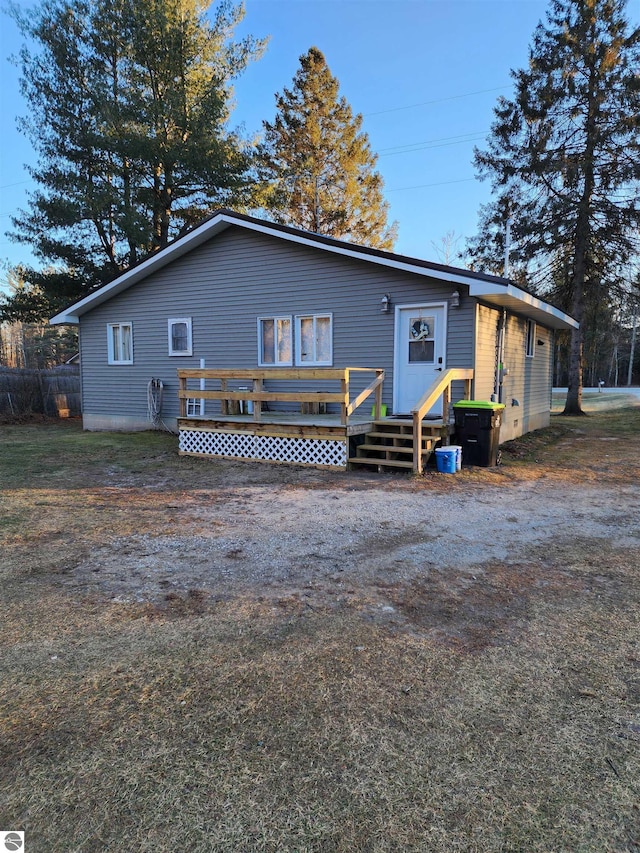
[394,304,447,415]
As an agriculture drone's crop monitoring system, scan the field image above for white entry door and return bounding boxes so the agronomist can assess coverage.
[394,304,447,415]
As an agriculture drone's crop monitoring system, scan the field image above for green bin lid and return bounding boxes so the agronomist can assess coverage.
[453,400,506,410]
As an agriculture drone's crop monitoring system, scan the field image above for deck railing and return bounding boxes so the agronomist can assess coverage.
[411,368,474,473]
[177,367,385,426]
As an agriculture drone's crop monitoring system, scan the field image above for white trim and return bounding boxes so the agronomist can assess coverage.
[168,317,193,356]
[294,313,333,367]
[107,321,133,365]
[257,316,293,367]
[393,302,447,414]
[526,318,536,358]
[50,211,578,331]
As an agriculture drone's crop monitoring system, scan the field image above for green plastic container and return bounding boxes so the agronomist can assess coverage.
[453,401,505,466]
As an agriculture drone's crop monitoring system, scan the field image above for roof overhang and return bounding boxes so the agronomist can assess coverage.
[50,210,578,331]
[466,282,579,330]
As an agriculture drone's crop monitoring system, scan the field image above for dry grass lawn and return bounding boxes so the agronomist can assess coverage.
[1,397,640,852]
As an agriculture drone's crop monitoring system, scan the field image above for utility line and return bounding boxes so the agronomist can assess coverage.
[386,177,477,193]
[363,85,511,117]
[378,130,489,154]
[379,134,489,158]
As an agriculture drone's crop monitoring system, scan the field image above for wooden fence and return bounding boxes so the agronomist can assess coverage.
[0,366,81,418]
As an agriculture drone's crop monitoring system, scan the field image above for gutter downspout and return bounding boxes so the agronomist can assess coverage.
[492,308,507,404]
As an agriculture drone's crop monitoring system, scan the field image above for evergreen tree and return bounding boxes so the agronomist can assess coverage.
[258,47,397,250]
[6,0,265,319]
[472,0,640,414]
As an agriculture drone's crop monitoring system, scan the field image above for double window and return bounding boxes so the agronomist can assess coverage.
[107,322,133,365]
[258,314,333,367]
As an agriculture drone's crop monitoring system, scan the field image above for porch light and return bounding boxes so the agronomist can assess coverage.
[381,293,391,313]
[450,289,461,309]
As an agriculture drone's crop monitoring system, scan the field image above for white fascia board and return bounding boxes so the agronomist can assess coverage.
[468,281,579,330]
[49,210,577,332]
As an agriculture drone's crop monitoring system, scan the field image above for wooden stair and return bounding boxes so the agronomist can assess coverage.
[348,418,445,472]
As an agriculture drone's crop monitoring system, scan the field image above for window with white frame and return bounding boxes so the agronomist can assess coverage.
[107,322,133,364]
[526,319,536,358]
[168,318,193,356]
[295,314,333,366]
[258,316,292,366]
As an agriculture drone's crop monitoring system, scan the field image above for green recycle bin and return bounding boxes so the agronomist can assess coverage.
[453,400,506,467]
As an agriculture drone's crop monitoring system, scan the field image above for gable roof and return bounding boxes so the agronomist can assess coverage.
[50,209,578,330]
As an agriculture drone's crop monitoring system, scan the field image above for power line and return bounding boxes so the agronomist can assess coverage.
[364,85,511,118]
[0,180,31,190]
[386,177,477,193]
[379,133,489,158]
[378,130,489,155]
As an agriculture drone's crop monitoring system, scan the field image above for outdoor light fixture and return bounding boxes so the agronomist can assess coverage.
[450,289,461,309]
[537,339,545,346]
[380,293,391,313]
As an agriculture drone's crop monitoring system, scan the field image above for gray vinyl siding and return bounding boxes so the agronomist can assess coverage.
[473,302,554,442]
[79,226,476,425]
[501,316,553,440]
[474,303,499,401]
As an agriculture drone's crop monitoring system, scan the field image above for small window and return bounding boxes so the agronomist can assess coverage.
[526,319,536,358]
[295,314,333,366]
[186,397,204,417]
[168,318,193,356]
[107,322,133,365]
[258,317,292,366]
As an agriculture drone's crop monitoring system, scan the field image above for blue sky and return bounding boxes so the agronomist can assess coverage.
[2,0,631,291]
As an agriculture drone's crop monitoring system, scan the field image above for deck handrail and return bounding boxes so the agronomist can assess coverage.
[411,368,474,474]
[177,367,385,426]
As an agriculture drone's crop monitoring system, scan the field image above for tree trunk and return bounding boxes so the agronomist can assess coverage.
[628,313,637,386]
[564,324,585,413]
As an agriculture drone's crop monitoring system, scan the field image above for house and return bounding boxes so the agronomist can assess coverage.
[50,209,577,471]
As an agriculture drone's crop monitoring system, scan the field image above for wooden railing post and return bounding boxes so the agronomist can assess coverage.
[179,374,187,418]
[341,370,349,426]
[441,385,451,445]
[375,369,383,418]
[254,377,262,421]
[220,379,228,415]
[413,411,423,474]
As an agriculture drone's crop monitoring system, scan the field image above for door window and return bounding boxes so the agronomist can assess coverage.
[408,316,435,363]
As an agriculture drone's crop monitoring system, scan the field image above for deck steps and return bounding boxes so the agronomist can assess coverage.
[349,418,445,472]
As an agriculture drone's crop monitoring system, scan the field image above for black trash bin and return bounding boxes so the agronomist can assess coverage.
[453,401,505,467]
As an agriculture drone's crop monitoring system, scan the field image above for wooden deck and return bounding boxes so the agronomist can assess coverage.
[176,366,473,472]
[178,413,446,470]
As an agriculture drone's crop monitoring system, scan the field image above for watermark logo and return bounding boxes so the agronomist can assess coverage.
[0,832,24,852]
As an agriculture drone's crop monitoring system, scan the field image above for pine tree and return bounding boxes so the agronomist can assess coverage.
[6,0,265,319]
[472,0,640,414]
[258,47,397,250]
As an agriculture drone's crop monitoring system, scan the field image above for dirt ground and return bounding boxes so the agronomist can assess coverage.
[2,399,640,852]
[46,413,640,650]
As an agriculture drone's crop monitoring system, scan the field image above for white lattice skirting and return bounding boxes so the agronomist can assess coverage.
[179,429,348,468]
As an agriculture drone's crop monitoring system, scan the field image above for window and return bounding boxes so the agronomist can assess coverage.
[295,314,333,366]
[258,317,292,366]
[408,315,435,363]
[526,319,536,358]
[168,318,193,356]
[186,397,204,417]
[107,322,133,364]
